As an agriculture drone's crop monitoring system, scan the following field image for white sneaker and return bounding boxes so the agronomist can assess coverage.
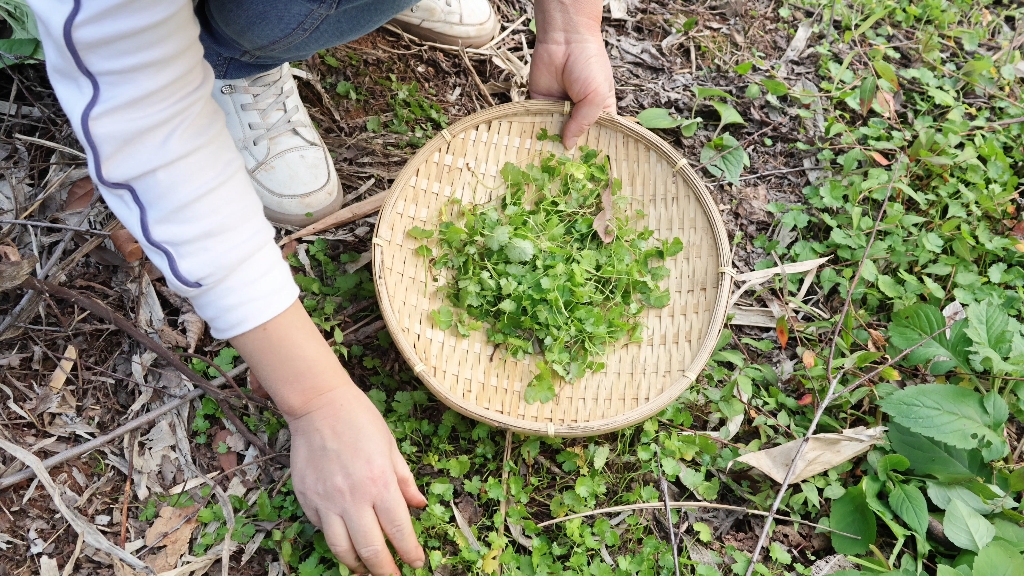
[391,0,500,49]
[212,64,343,227]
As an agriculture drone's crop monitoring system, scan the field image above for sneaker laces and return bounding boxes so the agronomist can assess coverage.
[230,67,311,147]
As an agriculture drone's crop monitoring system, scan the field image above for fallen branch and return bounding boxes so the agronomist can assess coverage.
[0,219,111,235]
[460,46,496,107]
[278,192,387,245]
[535,502,857,538]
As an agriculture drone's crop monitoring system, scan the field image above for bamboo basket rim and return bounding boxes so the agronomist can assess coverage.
[372,101,733,437]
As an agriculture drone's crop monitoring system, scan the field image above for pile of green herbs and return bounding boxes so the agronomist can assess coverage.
[412,139,683,402]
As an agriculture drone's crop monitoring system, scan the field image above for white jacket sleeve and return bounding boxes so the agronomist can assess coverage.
[28,0,299,339]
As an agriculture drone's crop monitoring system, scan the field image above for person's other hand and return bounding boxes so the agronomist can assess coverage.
[230,301,427,575]
[530,0,616,149]
[289,385,427,575]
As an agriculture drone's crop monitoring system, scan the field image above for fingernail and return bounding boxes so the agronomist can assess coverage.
[411,560,425,569]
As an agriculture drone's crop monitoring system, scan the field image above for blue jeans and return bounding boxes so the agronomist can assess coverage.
[196,0,420,79]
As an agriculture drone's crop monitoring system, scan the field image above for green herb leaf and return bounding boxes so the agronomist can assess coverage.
[503,237,535,262]
[878,384,1005,452]
[408,226,435,239]
[694,86,735,100]
[888,303,973,374]
[636,108,684,129]
[972,540,1024,576]
[664,237,685,258]
[829,484,876,555]
[888,482,929,536]
[524,362,556,404]
[762,78,789,96]
[942,498,995,552]
[710,101,746,127]
[431,306,454,330]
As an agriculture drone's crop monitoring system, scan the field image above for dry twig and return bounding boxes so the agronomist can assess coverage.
[743,157,906,575]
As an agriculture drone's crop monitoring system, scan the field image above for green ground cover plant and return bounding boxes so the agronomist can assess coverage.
[175,0,1024,574]
[413,140,684,401]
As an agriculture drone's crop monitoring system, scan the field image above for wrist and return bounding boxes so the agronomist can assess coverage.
[535,0,603,43]
[229,299,358,419]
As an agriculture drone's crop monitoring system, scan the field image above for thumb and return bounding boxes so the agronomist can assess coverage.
[393,447,427,508]
[562,92,605,150]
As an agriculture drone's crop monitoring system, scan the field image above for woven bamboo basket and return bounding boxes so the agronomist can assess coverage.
[372,101,732,437]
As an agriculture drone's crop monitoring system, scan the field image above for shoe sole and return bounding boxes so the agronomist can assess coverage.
[264,183,345,228]
[391,13,500,49]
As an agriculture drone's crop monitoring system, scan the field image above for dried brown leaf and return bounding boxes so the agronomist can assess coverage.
[731,427,886,484]
[592,182,615,244]
[178,313,204,353]
[867,329,887,350]
[144,504,200,573]
[0,243,20,261]
[801,349,816,369]
[213,429,238,479]
[110,228,143,263]
[0,255,37,291]
[64,178,97,212]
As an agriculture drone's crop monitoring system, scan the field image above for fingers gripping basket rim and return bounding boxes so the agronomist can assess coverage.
[372,101,733,437]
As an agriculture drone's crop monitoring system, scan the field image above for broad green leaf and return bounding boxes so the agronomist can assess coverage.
[973,540,1024,576]
[965,298,1018,374]
[636,108,684,129]
[935,566,962,576]
[859,75,877,114]
[503,237,535,262]
[693,86,735,100]
[408,226,435,239]
[710,101,745,126]
[1009,467,1024,493]
[880,385,1004,454]
[888,483,929,536]
[700,135,749,185]
[888,303,972,374]
[927,482,994,515]
[864,475,894,520]
[873,60,900,89]
[943,499,995,552]
[593,445,610,470]
[734,62,753,74]
[877,454,910,479]
[993,518,1024,545]
[431,306,454,330]
[928,87,958,107]
[679,118,701,137]
[524,362,556,404]
[830,485,876,555]
[745,84,762,99]
[982,391,1009,429]
[664,237,685,258]
[762,79,789,96]
[485,225,511,251]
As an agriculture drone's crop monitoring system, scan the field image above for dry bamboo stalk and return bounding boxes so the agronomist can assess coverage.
[277,192,387,245]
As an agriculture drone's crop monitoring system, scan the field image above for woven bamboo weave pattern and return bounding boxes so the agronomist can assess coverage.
[373,101,732,437]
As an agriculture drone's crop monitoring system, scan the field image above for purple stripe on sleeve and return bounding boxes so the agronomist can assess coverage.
[62,0,202,288]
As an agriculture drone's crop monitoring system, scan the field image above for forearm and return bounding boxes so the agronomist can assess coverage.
[230,300,356,419]
[535,0,603,40]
